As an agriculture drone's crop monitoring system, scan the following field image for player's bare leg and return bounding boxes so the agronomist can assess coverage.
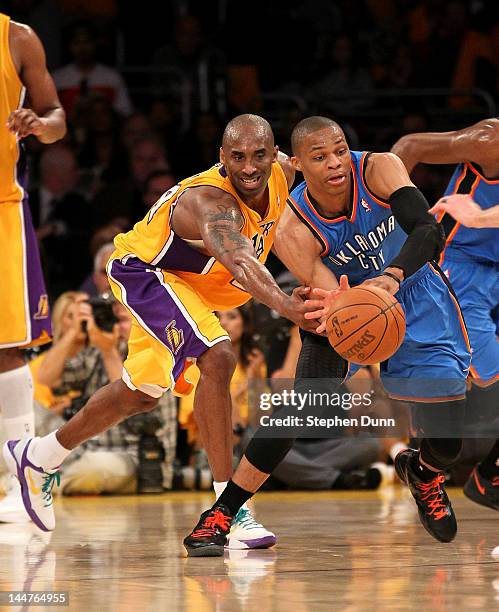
[56,381,158,449]
[2,380,158,531]
[194,341,236,483]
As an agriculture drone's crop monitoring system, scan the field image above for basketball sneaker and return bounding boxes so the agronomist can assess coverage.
[395,449,457,543]
[226,508,276,549]
[183,503,233,557]
[0,475,32,524]
[2,439,59,532]
[463,466,499,511]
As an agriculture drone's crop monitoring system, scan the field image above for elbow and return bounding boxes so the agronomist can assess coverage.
[390,135,412,157]
[418,221,446,260]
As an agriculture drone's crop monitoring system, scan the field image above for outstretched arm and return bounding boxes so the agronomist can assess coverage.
[429,194,499,228]
[364,153,444,286]
[391,118,499,174]
[191,187,318,331]
[273,205,339,290]
[7,22,66,143]
[273,206,343,334]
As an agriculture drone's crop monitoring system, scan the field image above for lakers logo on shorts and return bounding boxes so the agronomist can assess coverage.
[34,294,49,320]
[165,320,184,354]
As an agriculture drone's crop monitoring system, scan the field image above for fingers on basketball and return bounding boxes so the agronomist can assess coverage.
[325,285,406,365]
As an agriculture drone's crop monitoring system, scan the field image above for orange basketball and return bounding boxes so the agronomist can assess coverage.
[325,285,406,365]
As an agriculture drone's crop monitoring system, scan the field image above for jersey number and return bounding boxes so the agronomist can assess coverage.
[147,184,182,224]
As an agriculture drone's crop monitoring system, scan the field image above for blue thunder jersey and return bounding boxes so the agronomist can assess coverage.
[288,151,407,285]
[442,163,499,263]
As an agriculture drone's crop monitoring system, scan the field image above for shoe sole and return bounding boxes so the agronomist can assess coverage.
[463,484,499,511]
[3,441,53,533]
[0,512,32,524]
[184,545,224,557]
[415,508,456,543]
[226,535,277,550]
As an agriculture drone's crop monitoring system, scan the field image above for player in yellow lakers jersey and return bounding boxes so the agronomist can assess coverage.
[0,13,66,523]
[4,114,318,546]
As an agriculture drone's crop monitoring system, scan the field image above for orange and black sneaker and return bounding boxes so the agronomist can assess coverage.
[395,449,457,543]
[463,466,499,511]
[184,504,233,557]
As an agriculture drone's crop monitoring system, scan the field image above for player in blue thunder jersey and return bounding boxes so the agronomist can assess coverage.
[393,118,499,512]
[191,117,472,553]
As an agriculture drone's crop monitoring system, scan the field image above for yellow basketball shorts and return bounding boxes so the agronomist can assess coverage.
[107,254,229,398]
[0,199,51,348]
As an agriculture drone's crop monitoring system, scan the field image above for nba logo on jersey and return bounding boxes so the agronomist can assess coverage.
[34,294,49,319]
[165,320,184,354]
[361,198,371,212]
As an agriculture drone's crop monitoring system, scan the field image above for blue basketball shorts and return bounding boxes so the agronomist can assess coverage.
[349,263,472,402]
[440,251,499,385]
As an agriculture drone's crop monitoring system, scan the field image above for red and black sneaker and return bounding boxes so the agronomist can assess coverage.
[184,504,233,557]
[463,466,499,511]
[395,449,457,543]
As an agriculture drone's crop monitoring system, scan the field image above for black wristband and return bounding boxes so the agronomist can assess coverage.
[381,271,402,286]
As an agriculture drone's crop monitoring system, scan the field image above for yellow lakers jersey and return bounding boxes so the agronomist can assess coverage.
[113,162,288,310]
[0,14,25,203]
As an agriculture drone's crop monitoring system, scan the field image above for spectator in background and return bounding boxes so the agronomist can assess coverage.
[148,99,179,154]
[152,14,226,133]
[309,33,373,114]
[75,94,128,197]
[88,223,123,261]
[172,111,223,177]
[120,111,153,152]
[91,135,170,227]
[53,20,133,120]
[33,291,177,494]
[142,170,177,210]
[79,242,115,297]
[9,0,63,69]
[449,9,498,108]
[30,144,93,296]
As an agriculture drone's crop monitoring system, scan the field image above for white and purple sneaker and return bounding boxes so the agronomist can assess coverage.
[2,439,59,532]
[226,508,276,550]
[0,475,32,524]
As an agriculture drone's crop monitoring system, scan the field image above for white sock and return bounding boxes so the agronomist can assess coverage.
[27,431,71,472]
[213,480,249,510]
[390,442,408,463]
[213,480,227,500]
[0,365,35,438]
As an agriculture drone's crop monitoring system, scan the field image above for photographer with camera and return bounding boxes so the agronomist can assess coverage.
[35,291,176,495]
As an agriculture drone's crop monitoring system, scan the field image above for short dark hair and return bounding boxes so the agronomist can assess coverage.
[291,116,343,154]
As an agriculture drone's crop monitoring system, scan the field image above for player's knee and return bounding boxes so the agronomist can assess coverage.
[197,341,236,382]
[134,392,160,414]
[0,347,25,372]
[245,436,296,474]
[115,384,159,416]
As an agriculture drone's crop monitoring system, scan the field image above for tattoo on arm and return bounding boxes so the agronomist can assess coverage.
[204,203,251,259]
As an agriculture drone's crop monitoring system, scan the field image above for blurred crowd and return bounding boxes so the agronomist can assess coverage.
[1,0,496,495]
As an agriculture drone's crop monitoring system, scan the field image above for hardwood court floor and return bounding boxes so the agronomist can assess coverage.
[0,488,497,611]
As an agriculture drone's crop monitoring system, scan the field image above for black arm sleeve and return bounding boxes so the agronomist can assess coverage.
[388,186,446,278]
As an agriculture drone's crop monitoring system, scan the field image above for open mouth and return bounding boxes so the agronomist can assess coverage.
[240,175,261,188]
[326,174,346,186]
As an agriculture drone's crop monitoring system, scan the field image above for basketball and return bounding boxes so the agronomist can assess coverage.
[325,285,406,365]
